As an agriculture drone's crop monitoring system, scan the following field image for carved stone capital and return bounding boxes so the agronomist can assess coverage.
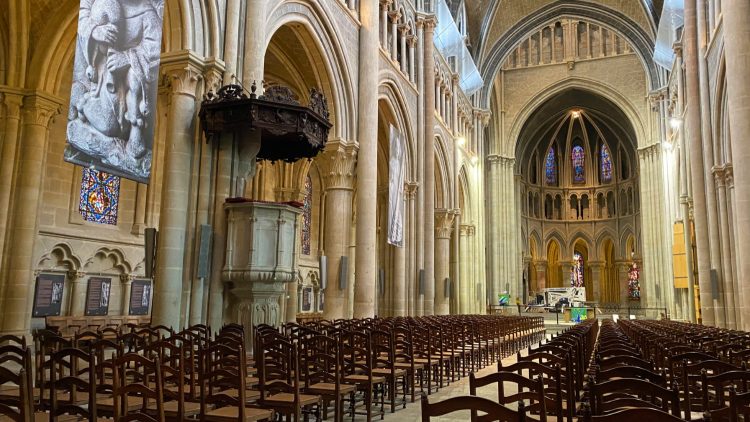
[67,270,86,280]
[319,140,358,190]
[435,209,457,239]
[404,181,419,199]
[2,91,24,120]
[407,35,418,48]
[388,10,401,20]
[120,273,136,283]
[22,93,62,128]
[203,58,226,96]
[422,16,437,32]
[460,224,475,236]
[161,51,205,98]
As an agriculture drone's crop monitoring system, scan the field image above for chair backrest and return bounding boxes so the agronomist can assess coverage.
[0,367,32,422]
[583,406,687,422]
[112,353,164,422]
[595,366,666,386]
[49,347,97,421]
[730,389,750,422]
[420,392,532,422]
[589,377,681,417]
[470,370,546,421]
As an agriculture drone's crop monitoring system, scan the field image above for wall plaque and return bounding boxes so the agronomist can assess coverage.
[302,287,313,312]
[32,273,66,317]
[129,279,152,316]
[85,277,112,316]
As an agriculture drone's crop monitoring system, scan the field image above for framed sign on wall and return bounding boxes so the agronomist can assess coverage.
[129,279,152,316]
[32,273,66,317]
[85,277,112,316]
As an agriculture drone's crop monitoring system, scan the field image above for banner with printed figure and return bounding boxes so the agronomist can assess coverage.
[65,0,165,183]
[387,125,406,247]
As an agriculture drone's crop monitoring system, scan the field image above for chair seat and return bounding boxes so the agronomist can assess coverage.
[96,396,147,412]
[264,392,321,407]
[306,382,357,396]
[147,400,202,417]
[395,362,425,370]
[217,388,261,402]
[372,368,406,378]
[33,412,89,422]
[204,406,274,422]
[343,374,386,385]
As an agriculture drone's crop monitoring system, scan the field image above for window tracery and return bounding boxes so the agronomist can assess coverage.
[572,144,585,184]
[600,143,613,182]
[545,146,557,185]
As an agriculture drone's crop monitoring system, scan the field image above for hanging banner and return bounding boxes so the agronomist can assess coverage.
[64,0,165,183]
[387,125,406,247]
[129,278,152,315]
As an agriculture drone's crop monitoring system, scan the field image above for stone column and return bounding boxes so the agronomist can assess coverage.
[0,92,23,291]
[380,1,390,48]
[207,133,233,329]
[714,167,737,328]
[320,142,357,320]
[535,263,547,292]
[407,36,417,83]
[434,209,455,315]
[390,11,400,61]
[683,0,717,326]
[422,17,437,315]
[405,182,418,316]
[152,56,202,330]
[722,0,750,331]
[242,0,266,88]
[399,25,408,73]
[1,93,60,334]
[459,224,470,313]
[223,0,241,84]
[120,274,135,316]
[353,0,379,318]
[617,262,630,308]
[68,271,87,316]
[589,261,604,303]
[131,183,148,235]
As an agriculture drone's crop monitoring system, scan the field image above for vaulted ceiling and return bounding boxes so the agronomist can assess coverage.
[454,0,663,61]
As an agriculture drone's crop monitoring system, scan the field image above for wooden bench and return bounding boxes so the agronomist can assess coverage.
[45,315,151,338]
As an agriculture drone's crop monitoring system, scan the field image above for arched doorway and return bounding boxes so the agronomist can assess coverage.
[547,240,562,288]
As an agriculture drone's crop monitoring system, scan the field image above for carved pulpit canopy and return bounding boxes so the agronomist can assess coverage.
[199,83,332,162]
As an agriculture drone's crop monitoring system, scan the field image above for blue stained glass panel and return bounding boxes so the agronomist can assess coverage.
[79,168,120,225]
[600,144,613,182]
[301,175,312,255]
[572,145,585,184]
[545,147,557,185]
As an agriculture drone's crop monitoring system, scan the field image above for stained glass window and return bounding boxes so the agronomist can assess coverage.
[79,168,120,225]
[301,175,312,255]
[600,143,613,182]
[571,252,584,287]
[572,144,585,184]
[545,147,557,185]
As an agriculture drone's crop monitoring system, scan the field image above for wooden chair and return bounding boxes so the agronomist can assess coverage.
[729,389,750,422]
[0,367,32,422]
[259,336,321,422]
[111,353,164,422]
[301,334,356,422]
[501,360,565,422]
[0,346,34,406]
[469,370,546,422]
[588,377,681,417]
[582,405,689,422]
[594,366,666,386]
[200,342,273,422]
[147,339,201,420]
[420,392,533,422]
[341,330,385,422]
[371,328,406,414]
[48,347,98,421]
[701,369,750,422]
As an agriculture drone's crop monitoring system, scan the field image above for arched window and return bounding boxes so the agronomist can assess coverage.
[571,252,584,287]
[600,143,613,182]
[301,175,313,255]
[545,146,557,185]
[79,168,120,225]
[572,143,585,184]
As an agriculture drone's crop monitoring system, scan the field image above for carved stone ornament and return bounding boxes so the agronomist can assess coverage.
[200,82,332,163]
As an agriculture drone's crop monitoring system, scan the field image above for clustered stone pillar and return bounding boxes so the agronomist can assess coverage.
[722,0,750,330]
[684,0,717,326]
[353,0,379,318]
[320,142,357,320]
[434,210,456,315]
[422,17,437,316]
[152,56,202,330]
[1,93,60,334]
[0,92,23,294]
